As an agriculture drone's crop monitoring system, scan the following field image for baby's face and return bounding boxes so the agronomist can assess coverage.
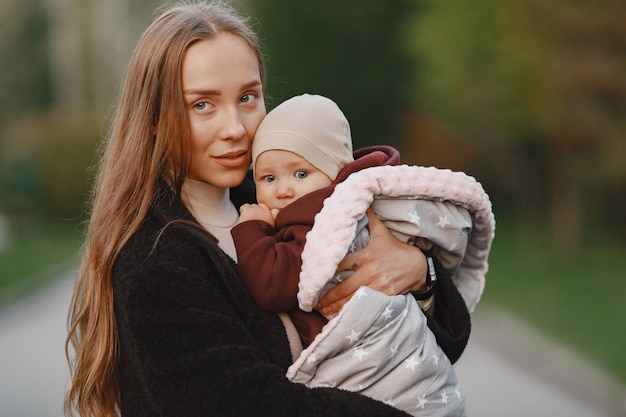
[254,150,332,211]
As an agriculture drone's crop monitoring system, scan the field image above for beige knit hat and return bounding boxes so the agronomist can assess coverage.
[252,94,354,181]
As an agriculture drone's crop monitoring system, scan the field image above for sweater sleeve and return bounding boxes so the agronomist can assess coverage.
[113,221,410,417]
[231,219,307,311]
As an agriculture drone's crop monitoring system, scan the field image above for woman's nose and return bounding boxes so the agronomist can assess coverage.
[219,107,246,140]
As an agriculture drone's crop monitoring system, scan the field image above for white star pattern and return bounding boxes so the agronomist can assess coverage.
[383,397,396,407]
[389,343,399,359]
[404,355,420,371]
[416,396,427,409]
[353,348,368,362]
[381,307,393,320]
[355,287,368,300]
[455,387,463,400]
[436,215,451,228]
[440,391,449,404]
[432,352,440,367]
[408,210,421,227]
[346,329,359,343]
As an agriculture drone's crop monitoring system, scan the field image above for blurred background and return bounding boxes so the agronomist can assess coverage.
[0,0,624,408]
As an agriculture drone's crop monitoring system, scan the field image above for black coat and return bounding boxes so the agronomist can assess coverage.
[112,171,469,416]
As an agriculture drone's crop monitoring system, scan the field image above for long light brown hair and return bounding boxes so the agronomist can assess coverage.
[64,2,265,415]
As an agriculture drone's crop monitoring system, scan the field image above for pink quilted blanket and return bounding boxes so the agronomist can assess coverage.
[298,164,496,313]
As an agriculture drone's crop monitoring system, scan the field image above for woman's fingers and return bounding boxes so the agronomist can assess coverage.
[317,209,428,316]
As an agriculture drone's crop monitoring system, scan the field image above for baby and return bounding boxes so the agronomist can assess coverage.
[232,94,474,416]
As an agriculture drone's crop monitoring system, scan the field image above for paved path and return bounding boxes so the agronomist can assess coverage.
[0,275,73,417]
[1,273,625,417]
[455,307,626,417]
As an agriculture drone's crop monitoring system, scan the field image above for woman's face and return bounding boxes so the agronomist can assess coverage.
[182,33,265,189]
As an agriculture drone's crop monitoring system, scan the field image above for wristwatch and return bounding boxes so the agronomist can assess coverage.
[411,256,438,301]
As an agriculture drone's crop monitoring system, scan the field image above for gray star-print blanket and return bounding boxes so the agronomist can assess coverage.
[287,286,466,416]
[287,165,495,416]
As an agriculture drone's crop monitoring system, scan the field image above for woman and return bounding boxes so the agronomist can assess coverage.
[65,2,470,416]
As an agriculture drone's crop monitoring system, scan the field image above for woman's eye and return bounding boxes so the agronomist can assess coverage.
[295,171,309,179]
[194,101,210,111]
[240,91,262,104]
[240,93,257,104]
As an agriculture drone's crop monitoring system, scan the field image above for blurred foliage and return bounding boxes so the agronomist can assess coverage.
[251,0,415,149]
[0,0,624,246]
[405,0,626,246]
[0,0,160,227]
[0,113,100,223]
[0,0,52,125]
[0,0,52,126]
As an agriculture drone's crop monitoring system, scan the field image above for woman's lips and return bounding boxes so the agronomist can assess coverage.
[214,150,248,168]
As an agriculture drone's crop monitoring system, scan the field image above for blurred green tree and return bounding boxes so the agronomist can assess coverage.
[250,0,416,149]
[0,0,161,225]
[0,0,52,125]
[0,114,99,221]
[408,0,626,245]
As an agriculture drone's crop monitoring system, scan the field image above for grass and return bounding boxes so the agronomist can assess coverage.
[480,219,626,385]
[0,220,83,308]
[0,217,624,386]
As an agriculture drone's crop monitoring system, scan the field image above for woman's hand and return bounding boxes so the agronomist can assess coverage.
[316,209,428,316]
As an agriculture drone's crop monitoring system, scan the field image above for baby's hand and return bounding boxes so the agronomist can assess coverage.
[237,203,275,226]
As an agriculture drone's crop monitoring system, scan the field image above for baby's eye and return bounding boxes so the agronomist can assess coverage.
[295,171,309,179]
[264,175,276,183]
